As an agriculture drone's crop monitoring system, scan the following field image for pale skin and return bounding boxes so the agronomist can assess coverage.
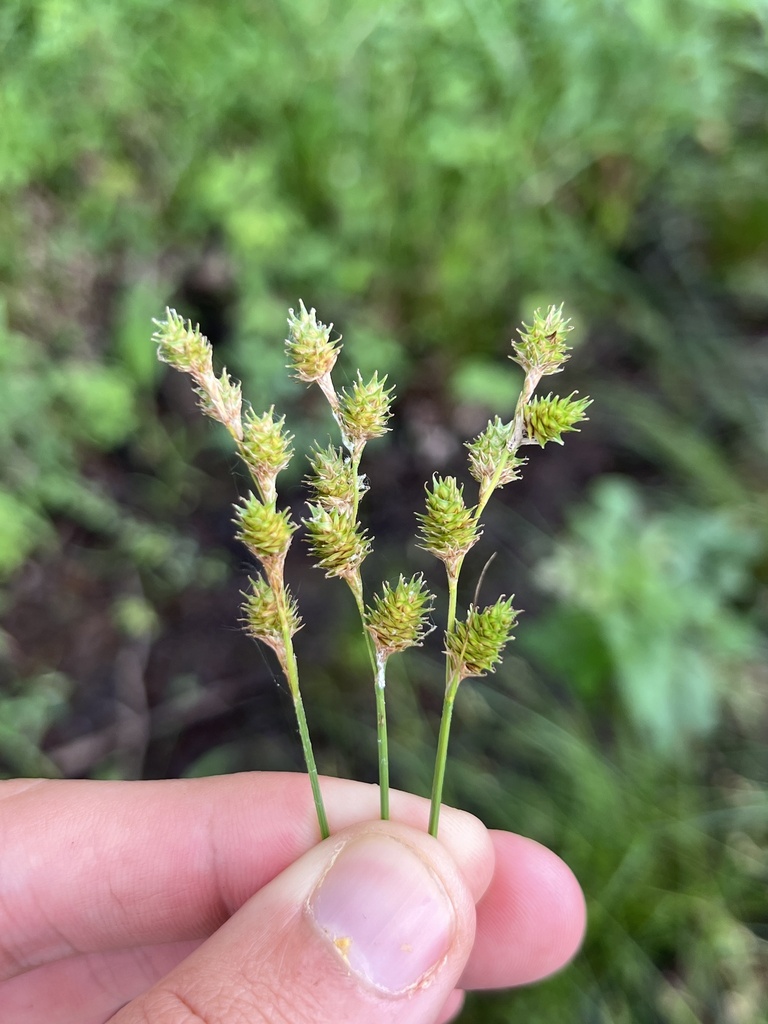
[0,773,586,1023]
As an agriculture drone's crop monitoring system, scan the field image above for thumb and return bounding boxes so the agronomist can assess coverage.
[112,819,476,1024]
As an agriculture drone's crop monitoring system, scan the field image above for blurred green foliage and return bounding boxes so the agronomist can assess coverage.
[533,478,763,755]
[1,0,768,1020]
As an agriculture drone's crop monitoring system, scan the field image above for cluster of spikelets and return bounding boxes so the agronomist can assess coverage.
[153,301,590,837]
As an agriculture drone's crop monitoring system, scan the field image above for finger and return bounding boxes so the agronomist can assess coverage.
[0,827,584,1021]
[111,820,476,1024]
[437,989,465,1022]
[0,941,200,1024]
[460,830,587,989]
[0,775,493,981]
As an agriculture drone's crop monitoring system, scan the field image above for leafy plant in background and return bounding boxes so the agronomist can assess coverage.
[3,0,767,408]
[153,301,589,837]
[533,477,762,757]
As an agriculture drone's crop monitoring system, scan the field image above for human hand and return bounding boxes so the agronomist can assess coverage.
[0,773,585,1023]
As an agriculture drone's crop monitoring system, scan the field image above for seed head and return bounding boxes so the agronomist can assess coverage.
[241,575,302,653]
[466,416,525,502]
[512,304,573,376]
[240,577,303,671]
[416,476,480,574]
[338,371,394,449]
[240,406,294,504]
[305,443,361,511]
[285,300,342,383]
[235,494,296,561]
[303,503,371,579]
[153,308,243,439]
[366,574,435,656]
[446,597,519,681]
[524,392,592,447]
[153,308,211,376]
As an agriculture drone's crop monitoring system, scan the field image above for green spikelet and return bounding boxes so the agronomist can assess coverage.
[366,574,435,656]
[285,300,341,383]
[511,304,573,376]
[235,494,296,560]
[446,597,519,681]
[416,476,480,573]
[524,392,592,447]
[303,503,371,579]
[338,371,395,447]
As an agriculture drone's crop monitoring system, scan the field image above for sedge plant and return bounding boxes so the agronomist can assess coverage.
[153,302,589,839]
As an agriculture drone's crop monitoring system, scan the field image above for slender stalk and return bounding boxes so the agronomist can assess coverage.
[291,687,330,840]
[349,573,389,819]
[445,564,461,637]
[428,678,459,836]
[350,449,364,521]
[374,653,390,820]
[274,569,329,839]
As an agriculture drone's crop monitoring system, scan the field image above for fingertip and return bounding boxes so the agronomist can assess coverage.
[321,779,496,906]
[428,804,495,905]
[437,988,466,1023]
[462,830,586,989]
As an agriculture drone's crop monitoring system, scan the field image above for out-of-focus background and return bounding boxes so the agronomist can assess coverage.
[2,0,767,1019]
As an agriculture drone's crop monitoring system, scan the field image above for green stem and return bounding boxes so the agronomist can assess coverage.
[430,370,543,837]
[349,573,389,819]
[291,686,330,840]
[276,572,329,840]
[374,654,390,820]
[445,562,461,638]
[428,676,460,836]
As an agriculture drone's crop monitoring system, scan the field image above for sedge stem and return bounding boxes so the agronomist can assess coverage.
[350,573,389,819]
[291,687,330,839]
[428,678,459,836]
[277,576,329,840]
[374,654,390,820]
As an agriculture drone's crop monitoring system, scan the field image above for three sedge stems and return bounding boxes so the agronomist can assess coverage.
[298,363,543,839]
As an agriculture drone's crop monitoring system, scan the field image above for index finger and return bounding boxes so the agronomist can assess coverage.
[0,774,492,981]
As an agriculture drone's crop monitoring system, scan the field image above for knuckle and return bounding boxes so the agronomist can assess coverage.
[134,978,315,1024]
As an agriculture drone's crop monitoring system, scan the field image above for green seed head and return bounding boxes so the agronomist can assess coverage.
[416,476,480,574]
[153,308,243,439]
[366,574,435,656]
[305,443,361,511]
[285,300,342,383]
[512,304,573,376]
[466,416,525,499]
[303,503,371,579]
[524,392,592,447]
[446,597,519,681]
[153,308,212,376]
[241,576,302,652]
[235,494,296,560]
[240,406,294,503]
[338,371,395,448]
